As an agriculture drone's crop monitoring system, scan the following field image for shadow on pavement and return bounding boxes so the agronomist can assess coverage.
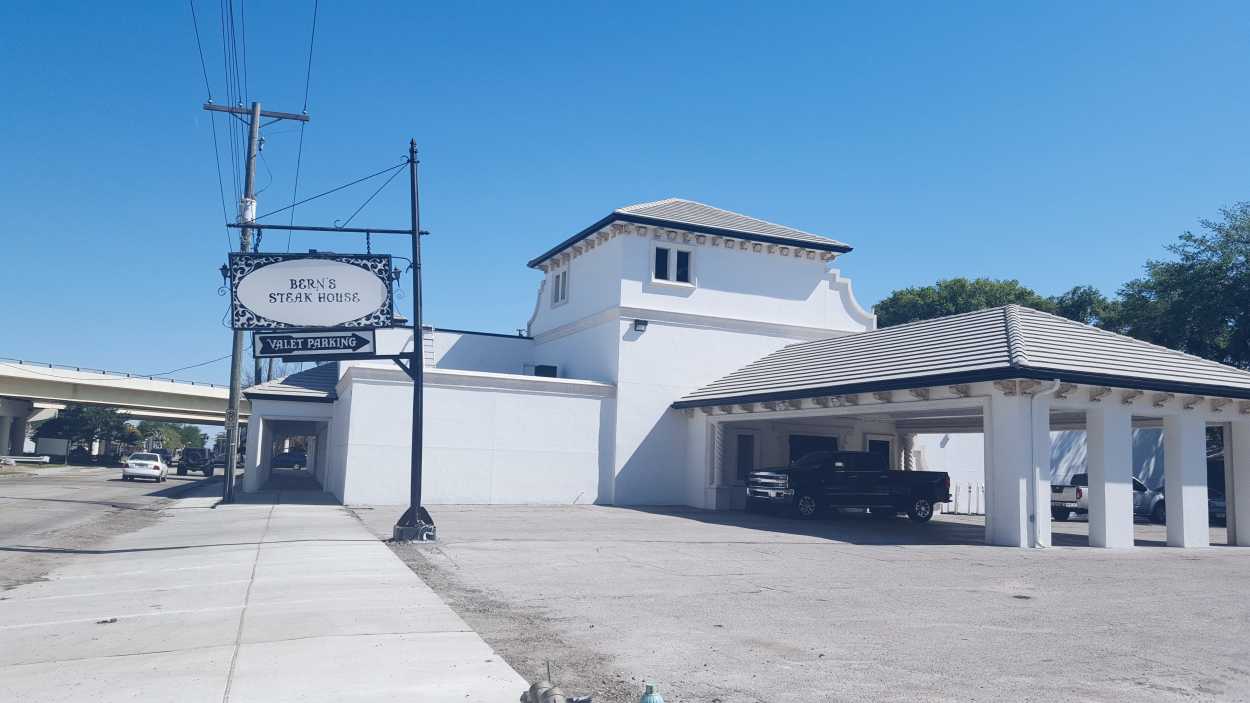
[232,467,338,505]
[624,507,1232,549]
[618,506,998,546]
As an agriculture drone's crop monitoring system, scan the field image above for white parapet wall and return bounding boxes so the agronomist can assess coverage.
[333,363,615,505]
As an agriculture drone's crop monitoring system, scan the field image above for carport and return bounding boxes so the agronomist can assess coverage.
[676,305,1250,548]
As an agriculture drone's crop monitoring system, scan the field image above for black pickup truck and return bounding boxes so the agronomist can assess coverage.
[746,450,951,523]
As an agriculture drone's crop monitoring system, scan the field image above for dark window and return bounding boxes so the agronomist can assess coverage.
[788,434,839,464]
[533,364,558,378]
[735,433,755,481]
[867,439,892,467]
[654,247,670,280]
[675,250,691,282]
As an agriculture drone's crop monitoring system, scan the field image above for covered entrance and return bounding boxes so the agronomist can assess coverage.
[678,305,1250,549]
[242,364,338,500]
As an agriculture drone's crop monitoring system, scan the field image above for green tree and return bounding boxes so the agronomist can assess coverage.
[874,278,1054,327]
[178,425,206,448]
[1116,203,1250,369]
[35,405,128,445]
[1049,285,1121,329]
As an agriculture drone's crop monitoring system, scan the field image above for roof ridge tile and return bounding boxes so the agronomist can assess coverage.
[1003,304,1031,368]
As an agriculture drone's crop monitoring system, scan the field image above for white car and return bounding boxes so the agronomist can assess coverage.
[123,452,169,482]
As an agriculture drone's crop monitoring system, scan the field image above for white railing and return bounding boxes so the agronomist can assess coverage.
[937,480,985,515]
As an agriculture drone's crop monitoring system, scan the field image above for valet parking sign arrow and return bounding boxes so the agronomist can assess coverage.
[254,330,376,359]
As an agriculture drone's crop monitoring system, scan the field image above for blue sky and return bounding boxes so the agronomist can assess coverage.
[1,1,1247,384]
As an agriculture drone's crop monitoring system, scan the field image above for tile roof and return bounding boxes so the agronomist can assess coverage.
[673,305,1250,407]
[243,362,339,402]
[528,198,851,268]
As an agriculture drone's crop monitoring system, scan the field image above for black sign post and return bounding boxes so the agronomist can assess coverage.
[222,139,435,542]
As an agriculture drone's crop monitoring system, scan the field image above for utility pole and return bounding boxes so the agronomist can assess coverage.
[205,100,309,502]
[393,140,435,541]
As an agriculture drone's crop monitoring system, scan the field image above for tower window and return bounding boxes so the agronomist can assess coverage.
[551,269,568,305]
[652,246,693,285]
[654,247,670,281]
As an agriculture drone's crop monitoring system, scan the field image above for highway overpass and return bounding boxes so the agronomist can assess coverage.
[0,359,249,428]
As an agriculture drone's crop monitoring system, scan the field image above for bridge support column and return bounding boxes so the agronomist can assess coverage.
[12,418,27,454]
[0,417,11,456]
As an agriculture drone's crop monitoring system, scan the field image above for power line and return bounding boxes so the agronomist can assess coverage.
[287,0,320,251]
[190,0,231,248]
[254,160,407,221]
[239,0,249,104]
[300,0,318,111]
[187,0,213,100]
[145,355,235,377]
[219,0,241,204]
[209,112,232,249]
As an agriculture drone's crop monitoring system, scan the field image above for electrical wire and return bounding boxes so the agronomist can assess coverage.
[338,164,404,229]
[287,0,319,251]
[300,0,318,111]
[142,354,233,377]
[190,0,231,250]
[256,150,274,196]
[239,0,248,105]
[188,0,213,100]
[219,0,240,205]
[254,160,407,221]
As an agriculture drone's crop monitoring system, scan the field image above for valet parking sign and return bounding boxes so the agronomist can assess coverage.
[229,253,394,348]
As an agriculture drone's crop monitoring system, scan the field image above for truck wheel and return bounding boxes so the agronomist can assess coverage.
[1052,507,1071,522]
[203,466,214,477]
[177,467,187,476]
[907,498,934,523]
[793,494,821,520]
[1150,502,1166,525]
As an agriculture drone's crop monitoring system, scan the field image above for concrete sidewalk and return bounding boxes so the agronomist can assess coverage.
[0,483,527,702]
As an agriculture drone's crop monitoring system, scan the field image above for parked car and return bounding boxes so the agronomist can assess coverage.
[1052,475,1226,526]
[271,451,307,469]
[179,447,214,477]
[153,448,174,466]
[746,450,952,523]
[1135,481,1227,525]
[122,452,168,482]
[67,447,93,465]
[1051,473,1088,521]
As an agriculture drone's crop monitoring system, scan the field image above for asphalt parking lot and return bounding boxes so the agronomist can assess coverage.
[359,505,1249,703]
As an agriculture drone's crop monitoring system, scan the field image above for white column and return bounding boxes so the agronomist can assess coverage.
[986,392,1031,547]
[1029,394,1053,548]
[1086,402,1135,548]
[1164,413,1209,547]
[0,417,11,456]
[708,421,728,510]
[1228,418,1250,546]
[709,421,724,490]
[900,433,915,470]
[242,418,264,492]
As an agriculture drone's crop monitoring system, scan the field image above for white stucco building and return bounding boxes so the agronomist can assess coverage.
[243,198,1250,549]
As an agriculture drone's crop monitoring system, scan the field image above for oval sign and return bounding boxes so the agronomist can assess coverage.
[236,258,389,328]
